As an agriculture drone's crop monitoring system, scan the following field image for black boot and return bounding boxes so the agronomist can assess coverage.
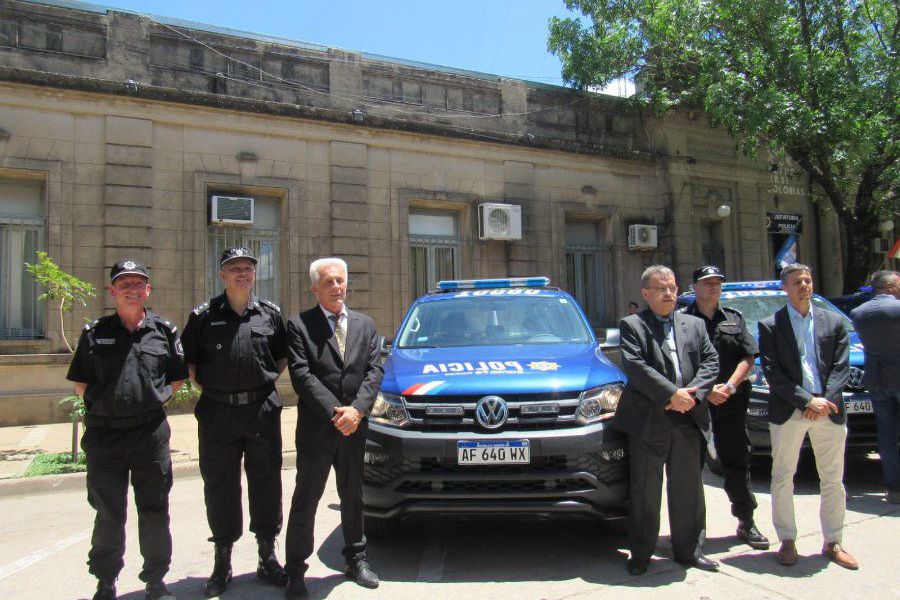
[92,578,117,600]
[256,537,288,586]
[204,544,233,597]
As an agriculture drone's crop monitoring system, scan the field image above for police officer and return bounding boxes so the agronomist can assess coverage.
[682,266,770,549]
[181,247,288,597]
[67,260,187,600]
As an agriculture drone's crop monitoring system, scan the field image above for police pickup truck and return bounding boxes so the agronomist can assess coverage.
[362,278,629,536]
[678,281,878,471]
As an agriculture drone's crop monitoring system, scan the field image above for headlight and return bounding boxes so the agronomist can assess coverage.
[576,383,624,425]
[370,391,410,428]
[749,365,768,388]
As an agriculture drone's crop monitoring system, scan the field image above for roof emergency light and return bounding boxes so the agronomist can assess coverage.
[436,277,550,291]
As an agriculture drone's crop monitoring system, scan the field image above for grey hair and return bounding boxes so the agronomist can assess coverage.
[779,263,812,284]
[641,265,675,288]
[309,257,348,286]
[870,270,900,292]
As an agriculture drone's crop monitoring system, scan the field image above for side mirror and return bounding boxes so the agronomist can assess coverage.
[599,328,620,348]
[378,336,393,357]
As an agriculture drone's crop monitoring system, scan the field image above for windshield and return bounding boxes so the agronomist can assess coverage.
[718,293,855,337]
[397,294,593,348]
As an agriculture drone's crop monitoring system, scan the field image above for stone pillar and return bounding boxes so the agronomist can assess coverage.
[329,141,371,311]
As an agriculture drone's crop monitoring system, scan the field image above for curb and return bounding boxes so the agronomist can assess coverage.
[0,451,297,497]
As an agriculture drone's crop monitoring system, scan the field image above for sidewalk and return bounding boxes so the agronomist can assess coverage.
[0,406,301,490]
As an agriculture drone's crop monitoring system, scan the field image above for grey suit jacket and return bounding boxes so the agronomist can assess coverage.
[613,308,719,440]
[287,306,385,427]
[758,306,850,425]
[850,295,900,393]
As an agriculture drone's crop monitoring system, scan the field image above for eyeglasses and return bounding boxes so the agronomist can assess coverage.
[114,281,149,291]
[647,286,678,294]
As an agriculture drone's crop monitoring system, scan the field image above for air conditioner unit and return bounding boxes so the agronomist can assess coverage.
[873,237,891,254]
[478,203,522,241]
[210,195,254,225]
[628,224,658,250]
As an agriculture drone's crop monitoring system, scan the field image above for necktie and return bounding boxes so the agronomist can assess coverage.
[329,313,345,359]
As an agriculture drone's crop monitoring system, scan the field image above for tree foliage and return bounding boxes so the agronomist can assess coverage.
[549,0,898,290]
[24,251,95,352]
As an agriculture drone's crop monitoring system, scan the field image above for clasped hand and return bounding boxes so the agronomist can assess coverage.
[802,396,839,421]
[332,405,362,435]
[666,386,698,413]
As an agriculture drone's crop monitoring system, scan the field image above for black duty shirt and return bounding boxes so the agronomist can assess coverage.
[682,303,759,392]
[181,293,287,399]
[67,310,189,418]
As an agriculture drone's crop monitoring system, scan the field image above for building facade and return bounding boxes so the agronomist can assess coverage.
[0,0,840,424]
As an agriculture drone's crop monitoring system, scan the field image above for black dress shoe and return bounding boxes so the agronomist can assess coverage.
[737,522,771,550]
[92,579,117,600]
[285,576,309,600]
[346,559,380,589]
[627,558,648,576]
[676,555,720,572]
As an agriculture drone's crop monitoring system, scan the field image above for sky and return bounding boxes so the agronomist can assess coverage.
[70,0,632,95]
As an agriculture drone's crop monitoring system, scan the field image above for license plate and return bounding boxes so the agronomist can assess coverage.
[457,440,530,465]
[844,400,873,414]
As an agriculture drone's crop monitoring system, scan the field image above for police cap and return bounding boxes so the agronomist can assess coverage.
[219,246,258,267]
[110,259,149,282]
[693,265,725,282]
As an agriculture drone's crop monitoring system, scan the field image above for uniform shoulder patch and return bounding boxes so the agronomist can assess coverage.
[155,317,178,334]
[260,299,281,313]
[192,301,210,316]
[83,320,97,331]
[721,305,744,317]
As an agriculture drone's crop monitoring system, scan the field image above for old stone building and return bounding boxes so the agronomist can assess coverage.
[0,0,836,424]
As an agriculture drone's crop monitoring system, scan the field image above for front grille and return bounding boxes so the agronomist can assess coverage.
[403,392,582,432]
[396,478,592,494]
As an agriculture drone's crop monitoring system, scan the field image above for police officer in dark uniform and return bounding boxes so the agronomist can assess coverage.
[67,260,187,600]
[181,247,288,597]
[682,266,770,549]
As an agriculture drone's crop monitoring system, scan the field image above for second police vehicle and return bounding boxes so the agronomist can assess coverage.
[362,278,629,536]
[678,280,879,473]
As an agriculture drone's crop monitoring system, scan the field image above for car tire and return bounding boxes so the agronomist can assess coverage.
[365,515,398,539]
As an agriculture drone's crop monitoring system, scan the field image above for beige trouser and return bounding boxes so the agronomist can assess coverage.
[769,410,848,544]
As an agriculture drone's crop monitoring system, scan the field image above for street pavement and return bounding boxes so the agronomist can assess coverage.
[0,411,897,599]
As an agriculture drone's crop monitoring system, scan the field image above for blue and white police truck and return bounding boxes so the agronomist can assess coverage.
[362,278,629,536]
[678,280,878,472]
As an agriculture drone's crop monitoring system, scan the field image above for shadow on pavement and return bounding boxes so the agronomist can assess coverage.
[722,551,830,578]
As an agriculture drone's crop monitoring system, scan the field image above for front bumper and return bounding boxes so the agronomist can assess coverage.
[746,387,881,454]
[362,421,629,521]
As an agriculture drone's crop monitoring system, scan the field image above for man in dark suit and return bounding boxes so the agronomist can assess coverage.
[850,270,900,504]
[615,265,720,575]
[284,257,384,600]
[758,263,856,569]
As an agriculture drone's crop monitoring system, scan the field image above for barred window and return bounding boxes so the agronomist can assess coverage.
[409,211,459,300]
[0,180,45,339]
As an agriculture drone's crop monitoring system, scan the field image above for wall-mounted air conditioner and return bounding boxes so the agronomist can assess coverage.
[628,224,658,251]
[478,203,522,241]
[210,195,254,225]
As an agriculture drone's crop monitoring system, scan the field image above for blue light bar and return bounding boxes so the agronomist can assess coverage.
[721,281,781,291]
[436,277,550,291]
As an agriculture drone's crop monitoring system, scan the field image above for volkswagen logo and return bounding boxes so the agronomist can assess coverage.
[847,367,865,391]
[475,396,508,429]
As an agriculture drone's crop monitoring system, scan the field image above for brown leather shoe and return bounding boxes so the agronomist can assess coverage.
[776,539,798,565]
[822,542,859,570]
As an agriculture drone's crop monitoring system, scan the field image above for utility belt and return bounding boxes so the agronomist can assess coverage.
[85,409,165,430]
[203,384,275,406]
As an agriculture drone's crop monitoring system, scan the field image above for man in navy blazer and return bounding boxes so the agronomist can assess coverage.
[850,270,900,503]
[615,265,719,575]
[283,258,384,600]
[758,264,856,569]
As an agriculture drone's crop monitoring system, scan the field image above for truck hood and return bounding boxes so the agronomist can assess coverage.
[381,344,625,396]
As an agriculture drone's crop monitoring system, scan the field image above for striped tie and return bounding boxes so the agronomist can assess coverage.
[329,313,345,359]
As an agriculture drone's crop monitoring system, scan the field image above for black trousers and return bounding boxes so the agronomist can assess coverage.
[627,417,705,564]
[285,417,367,576]
[709,391,757,523]
[82,416,173,583]
[196,396,283,544]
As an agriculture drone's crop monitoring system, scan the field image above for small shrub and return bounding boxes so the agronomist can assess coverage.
[24,452,87,477]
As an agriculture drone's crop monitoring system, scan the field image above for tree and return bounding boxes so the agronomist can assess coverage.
[25,251,95,461]
[25,251,96,352]
[549,0,898,291]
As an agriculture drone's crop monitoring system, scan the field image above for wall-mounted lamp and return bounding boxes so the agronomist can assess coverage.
[351,109,365,123]
[125,78,138,93]
[716,204,732,219]
[879,219,895,232]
